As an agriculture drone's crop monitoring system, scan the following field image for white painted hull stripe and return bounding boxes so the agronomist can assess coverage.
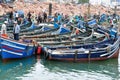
[1,43,25,50]
[1,38,27,46]
[2,49,23,56]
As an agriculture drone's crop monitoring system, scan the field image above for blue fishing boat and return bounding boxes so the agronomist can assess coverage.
[20,23,59,36]
[0,37,35,59]
[44,37,120,62]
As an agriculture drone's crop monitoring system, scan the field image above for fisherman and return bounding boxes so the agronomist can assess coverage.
[27,11,32,23]
[53,13,58,23]
[31,11,37,23]
[13,21,20,40]
[37,13,42,24]
[1,21,8,38]
[8,11,13,24]
[43,11,47,23]
[57,13,62,24]
[9,11,13,20]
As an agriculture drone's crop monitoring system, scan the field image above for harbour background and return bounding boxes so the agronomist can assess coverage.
[0,0,119,80]
[0,54,119,80]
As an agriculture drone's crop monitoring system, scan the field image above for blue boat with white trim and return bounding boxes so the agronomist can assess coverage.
[0,37,35,59]
[44,36,120,62]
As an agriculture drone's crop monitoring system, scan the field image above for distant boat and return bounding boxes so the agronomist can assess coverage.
[0,37,35,60]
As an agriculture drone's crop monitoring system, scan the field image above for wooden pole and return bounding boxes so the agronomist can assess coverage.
[74,50,78,62]
[114,0,117,14]
[114,6,117,14]
[49,3,52,16]
[88,3,90,18]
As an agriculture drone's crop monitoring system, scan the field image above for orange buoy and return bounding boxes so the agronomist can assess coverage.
[37,46,42,55]
[1,34,8,38]
[75,29,80,35]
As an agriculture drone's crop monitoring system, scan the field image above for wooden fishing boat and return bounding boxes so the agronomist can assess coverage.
[44,37,120,62]
[22,25,72,39]
[20,23,59,36]
[39,37,105,46]
[21,24,93,44]
[20,24,42,32]
[38,29,105,45]
[0,37,36,59]
[7,22,32,33]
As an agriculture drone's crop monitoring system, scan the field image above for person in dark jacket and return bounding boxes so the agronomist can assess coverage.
[43,12,47,23]
[27,11,32,23]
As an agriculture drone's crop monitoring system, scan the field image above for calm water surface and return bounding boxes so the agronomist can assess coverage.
[0,55,120,80]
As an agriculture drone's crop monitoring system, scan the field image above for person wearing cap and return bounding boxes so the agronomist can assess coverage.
[13,21,20,40]
[1,21,8,38]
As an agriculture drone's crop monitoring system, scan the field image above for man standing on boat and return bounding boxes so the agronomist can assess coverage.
[13,21,20,40]
[1,21,8,38]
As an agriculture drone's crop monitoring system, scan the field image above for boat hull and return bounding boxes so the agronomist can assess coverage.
[0,38,35,59]
[45,37,120,62]
[48,49,119,62]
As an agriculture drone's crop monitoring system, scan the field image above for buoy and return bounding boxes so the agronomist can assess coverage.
[1,34,8,38]
[37,46,42,55]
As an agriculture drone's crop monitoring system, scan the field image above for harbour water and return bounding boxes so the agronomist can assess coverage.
[0,54,120,80]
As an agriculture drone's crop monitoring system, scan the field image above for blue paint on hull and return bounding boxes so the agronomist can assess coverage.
[0,38,35,59]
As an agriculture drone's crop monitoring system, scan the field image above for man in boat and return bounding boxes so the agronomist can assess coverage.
[1,21,8,38]
[13,21,20,40]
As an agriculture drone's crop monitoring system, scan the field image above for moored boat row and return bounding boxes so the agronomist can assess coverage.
[0,12,119,62]
[43,37,119,62]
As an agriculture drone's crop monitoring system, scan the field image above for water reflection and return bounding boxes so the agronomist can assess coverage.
[0,55,119,80]
[42,58,119,80]
[0,57,36,80]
